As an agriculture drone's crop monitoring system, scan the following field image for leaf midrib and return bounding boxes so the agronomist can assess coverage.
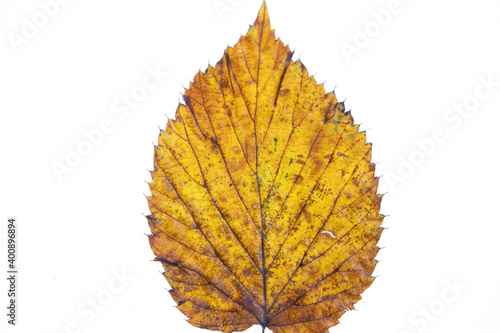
[254,4,268,331]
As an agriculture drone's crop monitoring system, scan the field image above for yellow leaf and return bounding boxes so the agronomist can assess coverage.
[146,2,384,332]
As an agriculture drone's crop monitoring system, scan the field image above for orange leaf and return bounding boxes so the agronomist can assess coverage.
[146,2,384,332]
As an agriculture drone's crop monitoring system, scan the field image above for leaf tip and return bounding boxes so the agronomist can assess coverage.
[258,0,269,19]
[253,0,271,32]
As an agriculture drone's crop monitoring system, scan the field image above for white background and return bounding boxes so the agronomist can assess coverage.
[1,0,499,332]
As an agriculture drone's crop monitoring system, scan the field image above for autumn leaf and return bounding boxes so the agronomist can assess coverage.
[146,2,384,332]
